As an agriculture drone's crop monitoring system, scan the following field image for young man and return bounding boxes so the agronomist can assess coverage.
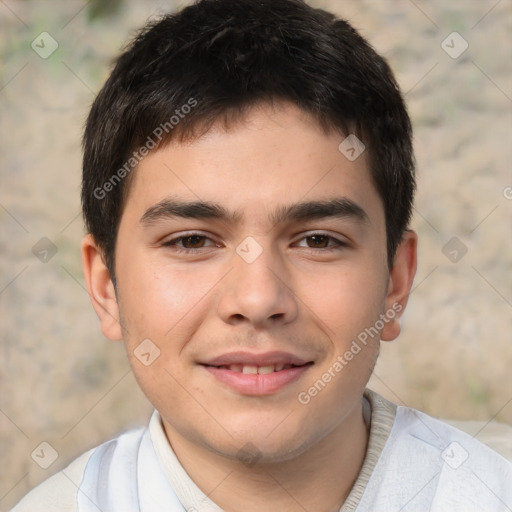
[12,0,512,510]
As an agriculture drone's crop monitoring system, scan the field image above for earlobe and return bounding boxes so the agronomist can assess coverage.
[81,234,123,341]
[381,230,418,342]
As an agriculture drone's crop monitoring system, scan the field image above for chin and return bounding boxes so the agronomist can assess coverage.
[212,416,330,464]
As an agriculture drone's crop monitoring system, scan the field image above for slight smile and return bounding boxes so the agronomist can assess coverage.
[200,351,315,395]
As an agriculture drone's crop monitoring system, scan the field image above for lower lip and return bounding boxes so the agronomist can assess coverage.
[202,365,312,396]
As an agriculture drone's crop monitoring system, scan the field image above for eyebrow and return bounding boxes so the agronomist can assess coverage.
[139,197,369,227]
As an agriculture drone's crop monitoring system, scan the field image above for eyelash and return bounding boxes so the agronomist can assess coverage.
[161,232,348,254]
[161,233,221,254]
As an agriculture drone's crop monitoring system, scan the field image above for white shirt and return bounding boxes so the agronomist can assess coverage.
[11,390,512,511]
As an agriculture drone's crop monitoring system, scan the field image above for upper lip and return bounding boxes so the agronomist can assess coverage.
[200,351,313,367]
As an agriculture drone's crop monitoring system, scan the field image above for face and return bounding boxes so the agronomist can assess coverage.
[83,102,416,463]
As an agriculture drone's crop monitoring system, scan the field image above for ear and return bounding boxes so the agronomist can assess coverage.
[381,230,418,342]
[81,233,123,341]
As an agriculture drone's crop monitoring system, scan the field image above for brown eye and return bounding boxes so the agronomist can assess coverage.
[162,234,217,251]
[306,235,330,248]
[181,235,207,248]
[294,233,347,251]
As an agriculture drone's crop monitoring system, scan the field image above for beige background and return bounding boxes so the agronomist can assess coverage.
[1,0,511,509]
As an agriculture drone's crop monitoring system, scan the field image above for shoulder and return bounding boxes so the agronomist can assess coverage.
[10,427,146,512]
[10,448,93,512]
[383,405,512,509]
[395,405,512,468]
[359,401,512,510]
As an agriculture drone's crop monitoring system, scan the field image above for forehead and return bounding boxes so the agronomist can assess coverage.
[121,102,383,228]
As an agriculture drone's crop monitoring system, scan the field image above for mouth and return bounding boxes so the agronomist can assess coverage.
[203,362,311,374]
[199,352,314,395]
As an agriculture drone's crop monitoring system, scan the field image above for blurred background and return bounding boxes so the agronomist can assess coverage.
[1,0,511,508]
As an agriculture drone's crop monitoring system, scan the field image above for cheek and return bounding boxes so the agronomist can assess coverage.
[302,263,388,340]
[116,257,219,345]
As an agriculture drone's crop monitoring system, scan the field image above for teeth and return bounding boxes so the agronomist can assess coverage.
[225,364,293,374]
[242,365,258,375]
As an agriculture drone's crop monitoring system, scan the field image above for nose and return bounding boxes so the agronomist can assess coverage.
[217,244,299,328]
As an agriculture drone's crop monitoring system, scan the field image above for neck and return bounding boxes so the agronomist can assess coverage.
[165,400,369,512]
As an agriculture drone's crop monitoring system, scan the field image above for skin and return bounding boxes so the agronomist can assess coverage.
[82,102,417,512]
